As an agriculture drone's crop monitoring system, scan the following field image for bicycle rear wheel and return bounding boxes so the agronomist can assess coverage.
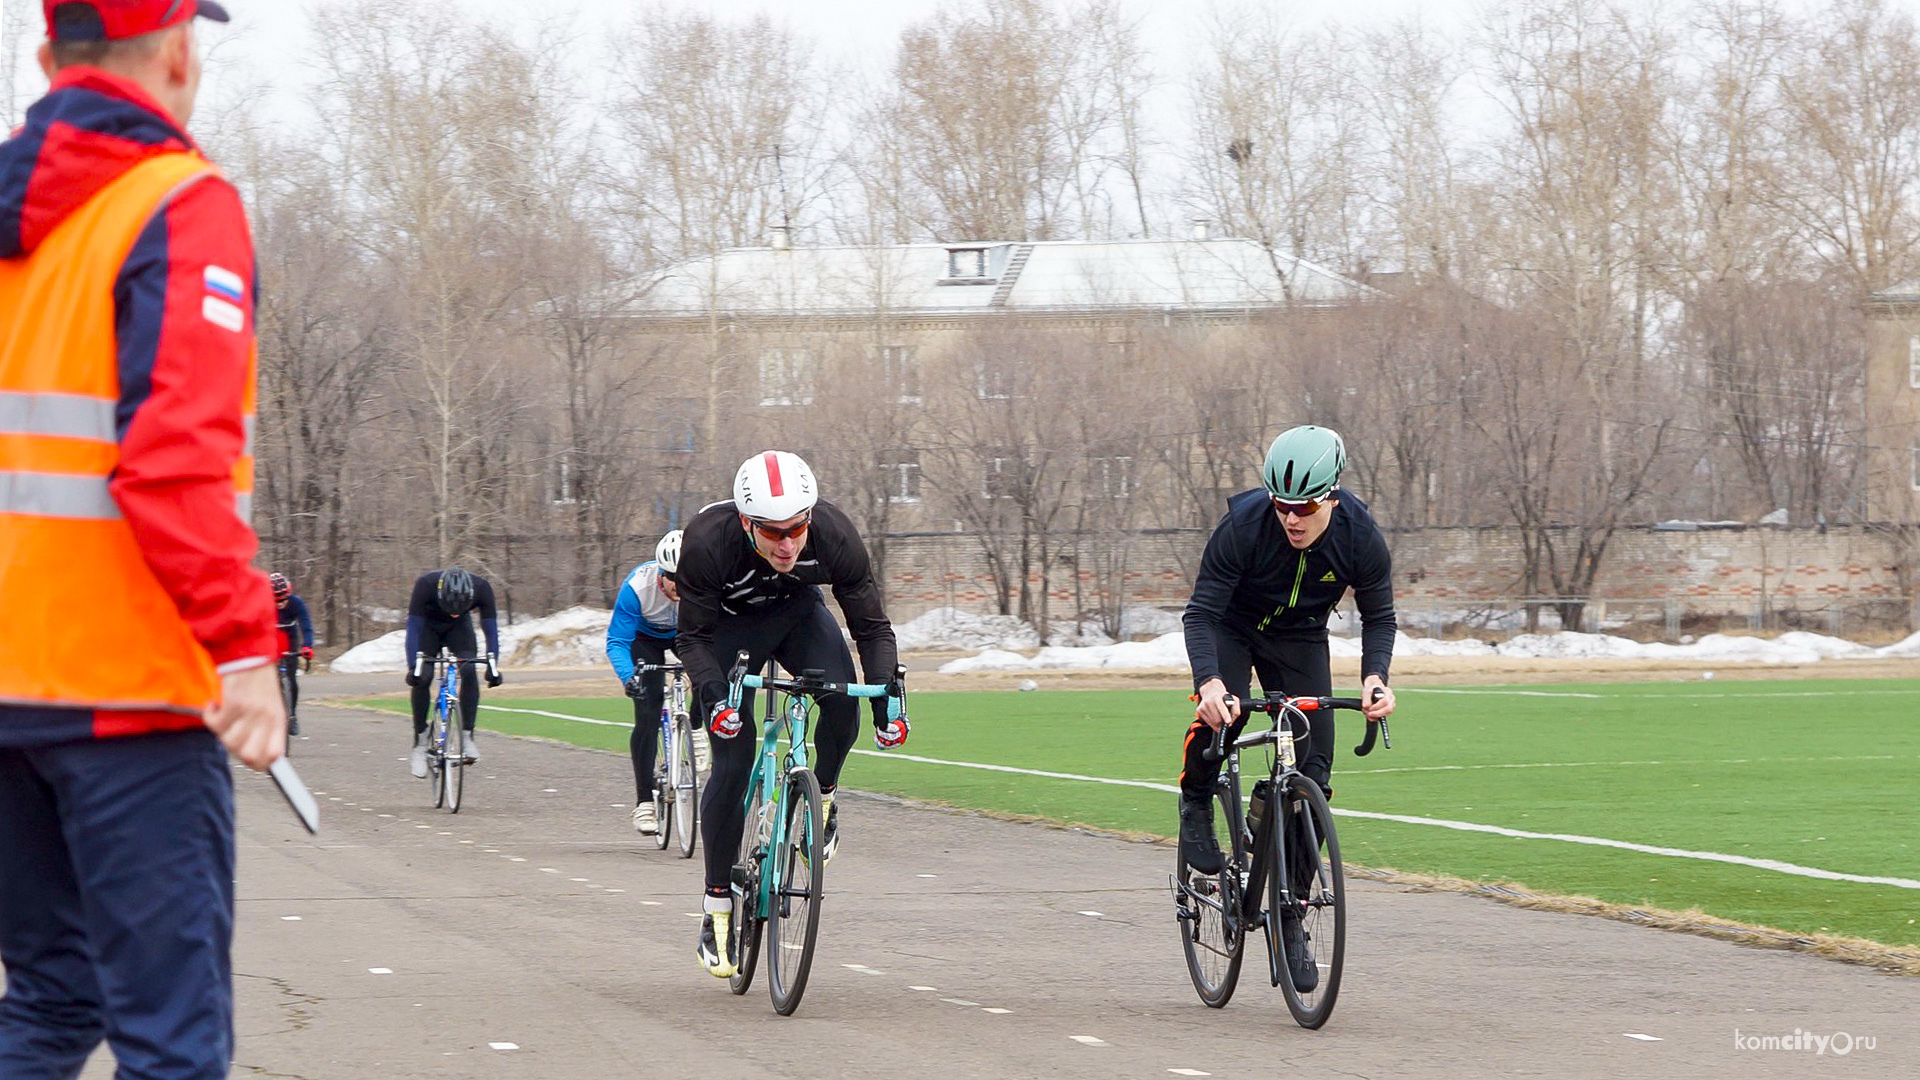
[767,768,824,1015]
[428,714,446,809]
[279,667,295,757]
[729,795,767,996]
[1177,783,1247,1007]
[444,725,464,814]
[673,720,699,859]
[1271,774,1344,1029]
[651,756,672,851]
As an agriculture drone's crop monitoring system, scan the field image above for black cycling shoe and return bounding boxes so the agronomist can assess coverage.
[288,712,299,737]
[1178,794,1224,875]
[1279,908,1318,992]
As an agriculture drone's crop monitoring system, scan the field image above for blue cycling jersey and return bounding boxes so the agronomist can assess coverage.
[606,561,677,683]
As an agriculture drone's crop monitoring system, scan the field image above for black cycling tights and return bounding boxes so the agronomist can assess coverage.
[410,670,478,735]
[627,635,669,801]
[698,599,861,897]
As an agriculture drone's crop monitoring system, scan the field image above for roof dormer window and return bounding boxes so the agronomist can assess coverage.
[946,247,989,281]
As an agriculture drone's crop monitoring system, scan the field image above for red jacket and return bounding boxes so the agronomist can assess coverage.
[0,68,275,745]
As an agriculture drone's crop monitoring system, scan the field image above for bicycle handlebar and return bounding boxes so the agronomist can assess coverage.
[633,662,686,676]
[1201,694,1377,763]
[725,650,906,720]
[411,653,496,679]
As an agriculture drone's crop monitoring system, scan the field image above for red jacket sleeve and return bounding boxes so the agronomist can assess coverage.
[108,173,277,670]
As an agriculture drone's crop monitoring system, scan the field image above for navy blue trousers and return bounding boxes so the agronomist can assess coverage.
[0,730,234,1080]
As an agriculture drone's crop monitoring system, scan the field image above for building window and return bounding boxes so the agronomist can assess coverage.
[1090,454,1134,499]
[947,248,987,280]
[759,347,814,406]
[1912,444,1920,491]
[1911,336,1920,389]
[984,453,1021,499]
[880,345,920,403]
[975,360,1013,400]
[880,449,922,503]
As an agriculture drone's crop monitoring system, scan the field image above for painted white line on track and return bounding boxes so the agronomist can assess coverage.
[539,868,560,874]
[489,1042,520,1051]
[570,878,589,882]
[1070,1035,1108,1047]
[483,702,1920,887]
[917,873,938,878]
[940,998,982,1007]
[368,968,393,975]
[640,900,662,906]
[908,985,938,991]
[1169,1070,1212,1077]
[1624,1033,1663,1042]
[843,964,886,976]
[280,916,301,921]
[1078,911,1104,917]
[1354,753,1907,776]
[984,1007,1012,1014]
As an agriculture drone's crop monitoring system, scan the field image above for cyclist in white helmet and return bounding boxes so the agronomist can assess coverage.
[1179,425,1400,993]
[605,530,684,834]
[674,450,908,978]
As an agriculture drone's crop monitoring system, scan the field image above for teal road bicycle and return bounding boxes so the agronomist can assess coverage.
[721,652,906,1016]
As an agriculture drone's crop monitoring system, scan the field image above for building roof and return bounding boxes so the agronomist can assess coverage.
[614,237,1376,319]
[1873,280,1920,304]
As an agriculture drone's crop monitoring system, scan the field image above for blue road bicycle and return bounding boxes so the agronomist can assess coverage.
[412,652,490,814]
[635,661,702,857]
[721,652,906,1016]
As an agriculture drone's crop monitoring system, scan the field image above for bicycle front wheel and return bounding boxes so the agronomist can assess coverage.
[444,726,464,814]
[1177,783,1246,1007]
[673,720,699,859]
[651,757,672,851]
[767,768,824,1015]
[1271,774,1345,1029]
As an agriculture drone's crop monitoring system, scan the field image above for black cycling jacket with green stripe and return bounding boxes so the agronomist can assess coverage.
[1183,487,1398,692]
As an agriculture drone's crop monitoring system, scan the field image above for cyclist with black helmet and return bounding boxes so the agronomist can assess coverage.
[403,568,502,777]
[675,451,908,978]
[606,530,685,835]
[1179,425,1400,991]
[269,573,314,735]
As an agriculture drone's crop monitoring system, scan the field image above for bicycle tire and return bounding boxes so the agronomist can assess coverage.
[674,719,699,859]
[445,725,464,814]
[729,793,766,996]
[1177,782,1247,1007]
[279,666,295,757]
[1271,774,1344,1029]
[651,751,672,851]
[429,712,446,809]
[767,768,824,1015]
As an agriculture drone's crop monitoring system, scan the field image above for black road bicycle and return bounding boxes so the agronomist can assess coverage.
[1172,691,1390,1028]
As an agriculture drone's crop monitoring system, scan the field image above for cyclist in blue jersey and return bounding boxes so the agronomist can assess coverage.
[269,573,313,735]
[606,531,684,835]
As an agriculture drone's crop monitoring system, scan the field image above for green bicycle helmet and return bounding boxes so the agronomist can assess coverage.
[1262,425,1347,501]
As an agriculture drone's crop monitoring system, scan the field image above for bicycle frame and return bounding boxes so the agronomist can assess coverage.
[651,665,696,803]
[726,664,902,920]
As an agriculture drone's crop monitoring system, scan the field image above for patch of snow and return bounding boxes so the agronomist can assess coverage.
[331,606,616,673]
[1874,630,1920,659]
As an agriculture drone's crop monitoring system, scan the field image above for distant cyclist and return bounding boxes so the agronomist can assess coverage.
[403,569,502,777]
[606,530,683,835]
[270,572,314,735]
[1179,425,1399,990]
[675,451,907,978]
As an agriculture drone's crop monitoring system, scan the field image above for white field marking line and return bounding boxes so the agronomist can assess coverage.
[1402,688,1603,698]
[1337,809,1920,889]
[1400,688,1920,700]
[481,704,626,726]
[1352,753,1905,776]
[848,749,1920,889]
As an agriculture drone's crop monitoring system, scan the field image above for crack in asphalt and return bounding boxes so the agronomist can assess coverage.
[235,971,321,1036]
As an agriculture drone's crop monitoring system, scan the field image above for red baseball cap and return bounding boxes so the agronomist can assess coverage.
[44,1,230,42]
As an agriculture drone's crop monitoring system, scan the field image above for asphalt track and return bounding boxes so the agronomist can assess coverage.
[68,695,1917,1079]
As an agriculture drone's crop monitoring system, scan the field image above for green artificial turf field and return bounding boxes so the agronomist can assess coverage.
[353,678,1920,946]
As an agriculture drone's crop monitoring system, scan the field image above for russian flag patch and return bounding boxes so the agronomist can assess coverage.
[203,296,245,332]
[204,265,245,303]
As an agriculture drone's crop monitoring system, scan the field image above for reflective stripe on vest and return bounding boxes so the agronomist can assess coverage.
[0,151,238,715]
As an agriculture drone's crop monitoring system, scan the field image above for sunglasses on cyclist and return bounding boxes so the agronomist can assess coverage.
[1271,494,1332,518]
[748,513,812,543]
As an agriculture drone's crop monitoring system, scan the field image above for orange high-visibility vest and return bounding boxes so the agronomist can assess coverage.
[0,151,254,715]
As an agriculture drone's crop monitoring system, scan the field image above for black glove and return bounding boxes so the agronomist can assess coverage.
[485,655,504,688]
[624,673,647,699]
[404,670,423,688]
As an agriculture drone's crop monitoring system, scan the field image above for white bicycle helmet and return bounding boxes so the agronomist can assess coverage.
[733,451,818,521]
[654,529,683,574]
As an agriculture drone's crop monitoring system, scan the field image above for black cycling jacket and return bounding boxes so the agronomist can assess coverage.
[1183,488,1397,691]
[674,498,898,709]
[404,571,501,660]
